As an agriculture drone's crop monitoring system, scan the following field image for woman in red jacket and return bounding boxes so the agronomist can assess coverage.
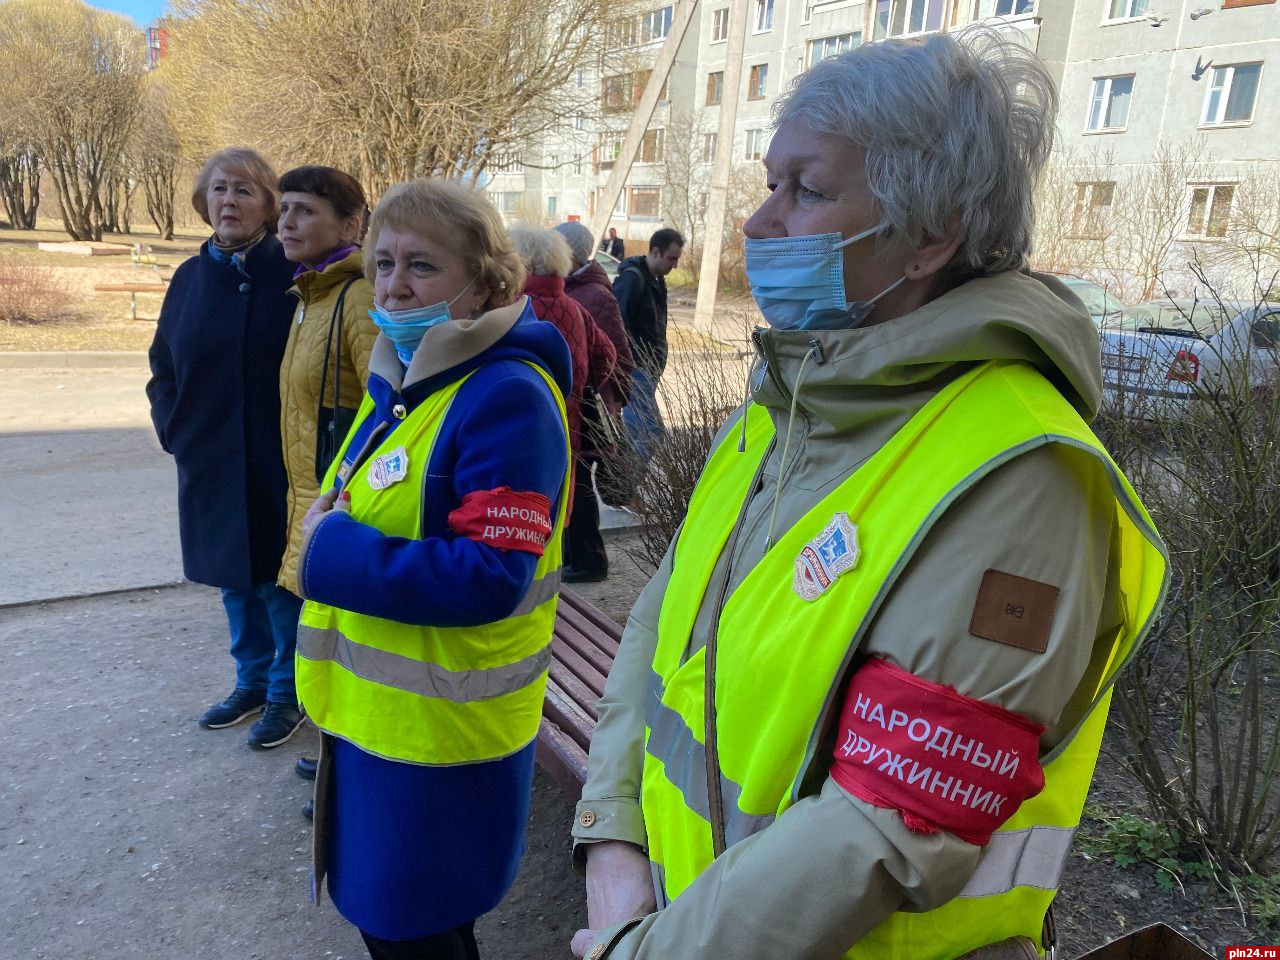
[510,226,617,579]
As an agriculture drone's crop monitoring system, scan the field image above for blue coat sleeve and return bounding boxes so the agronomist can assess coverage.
[300,368,569,628]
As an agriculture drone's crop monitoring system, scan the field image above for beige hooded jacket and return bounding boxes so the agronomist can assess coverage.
[571,270,1127,959]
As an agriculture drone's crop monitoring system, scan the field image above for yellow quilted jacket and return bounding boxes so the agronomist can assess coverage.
[276,249,377,591]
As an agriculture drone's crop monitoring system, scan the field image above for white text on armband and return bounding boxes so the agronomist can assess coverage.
[850,692,1023,779]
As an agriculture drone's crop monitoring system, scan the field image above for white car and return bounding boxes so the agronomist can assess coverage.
[1099,299,1280,418]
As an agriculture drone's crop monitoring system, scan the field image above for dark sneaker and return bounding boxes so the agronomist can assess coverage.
[302,800,314,821]
[564,565,608,584]
[295,757,318,781]
[199,688,266,729]
[246,702,304,750]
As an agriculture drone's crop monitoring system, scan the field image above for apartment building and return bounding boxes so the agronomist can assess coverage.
[488,0,1277,266]
[1056,0,1277,253]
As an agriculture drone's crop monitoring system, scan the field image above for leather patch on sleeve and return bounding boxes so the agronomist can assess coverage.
[969,569,1060,654]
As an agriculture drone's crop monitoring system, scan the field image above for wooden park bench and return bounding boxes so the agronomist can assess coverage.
[94,281,168,321]
[538,587,622,796]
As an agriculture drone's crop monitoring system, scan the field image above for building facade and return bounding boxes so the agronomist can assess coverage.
[487,0,1277,283]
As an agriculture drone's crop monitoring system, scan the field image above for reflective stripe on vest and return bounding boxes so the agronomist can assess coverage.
[296,363,569,766]
[640,360,1167,959]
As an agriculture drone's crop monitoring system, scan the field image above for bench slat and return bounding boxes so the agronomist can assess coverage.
[553,619,616,680]
[550,635,608,698]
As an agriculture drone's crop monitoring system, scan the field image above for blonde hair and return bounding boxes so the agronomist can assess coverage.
[191,148,280,231]
[364,179,525,311]
[509,224,574,278]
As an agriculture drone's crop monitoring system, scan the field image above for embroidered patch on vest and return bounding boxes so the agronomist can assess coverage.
[794,512,860,601]
[969,569,1060,654]
[367,446,409,490]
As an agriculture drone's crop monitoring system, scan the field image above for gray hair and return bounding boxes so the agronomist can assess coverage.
[772,25,1057,278]
[509,224,574,278]
[553,221,595,267]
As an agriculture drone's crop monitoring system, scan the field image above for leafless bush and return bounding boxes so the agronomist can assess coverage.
[1099,272,1280,875]
[0,261,76,325]
[623,315,755,573]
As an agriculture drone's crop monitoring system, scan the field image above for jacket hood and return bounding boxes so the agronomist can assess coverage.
[618,255,653,278]
[751,270,1102,437]
[367,295,572,402]
[289,248,365,301]
[565,260,613,294]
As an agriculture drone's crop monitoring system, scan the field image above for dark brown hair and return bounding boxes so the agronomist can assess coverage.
[278,166,368,229]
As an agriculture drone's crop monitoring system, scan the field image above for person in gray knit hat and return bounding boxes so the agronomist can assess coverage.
[553,221,635,581]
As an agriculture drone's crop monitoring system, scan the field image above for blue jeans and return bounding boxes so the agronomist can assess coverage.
[219,583,303,705]
[622,367,666,463]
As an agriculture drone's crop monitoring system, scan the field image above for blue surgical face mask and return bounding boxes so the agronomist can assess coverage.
[369,278,476,364]
[744,225,906,331]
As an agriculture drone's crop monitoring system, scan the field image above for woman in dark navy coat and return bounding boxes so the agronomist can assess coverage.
[146,147,304,750]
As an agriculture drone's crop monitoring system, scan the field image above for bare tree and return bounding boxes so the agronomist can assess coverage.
[0,143,40,229]
[166,0,606,198]
[0,0,143,241]
[660,109,711,277]
[1031,145,1117,277]
[132,73,183,240]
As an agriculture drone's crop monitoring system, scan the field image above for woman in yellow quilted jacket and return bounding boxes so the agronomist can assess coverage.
[266,165,378,751]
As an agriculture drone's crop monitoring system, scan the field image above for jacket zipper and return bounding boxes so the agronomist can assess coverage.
[704,427,775,858]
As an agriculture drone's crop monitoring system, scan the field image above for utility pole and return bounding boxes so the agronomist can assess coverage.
[587,0,702,245]
[693,0,749,333]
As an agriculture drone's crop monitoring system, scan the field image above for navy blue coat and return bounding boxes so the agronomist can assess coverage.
[146,236,296,591]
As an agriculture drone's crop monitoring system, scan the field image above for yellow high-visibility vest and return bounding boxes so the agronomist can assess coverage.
[642,360,1166,958]
[296,364,569,766]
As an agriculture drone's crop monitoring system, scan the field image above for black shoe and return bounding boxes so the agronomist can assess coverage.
[246,702,304,750]
[199,688,267,729]
[302,800,313,821]
[295,757,318,781]
[564,565,608,584]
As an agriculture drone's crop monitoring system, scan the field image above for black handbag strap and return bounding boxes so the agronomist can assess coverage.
[318,276,360,417]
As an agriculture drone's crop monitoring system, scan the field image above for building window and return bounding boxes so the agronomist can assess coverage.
[1187,184,1235,238]
[577,67,586,86]
[548,196,558,218]
[1071,181,1115,238]
[1201,63,1262,126]
[1086,75,1133,132]
[968,0,1036,18]
[744,128,766,161]
[808,33,861,66]
[574,113,584,130]
[1105,0,1148,18]
[596,134,624,171]
[641,6,674,42]
[492,151,525,173]
[754,0,775,31]
[873,0,946,37]
[748,63,769,99]
[602,71,662,113]
[630,187,661,218]
[711,7,730,41]
[493,192,520,214]
[640,128,666,163]
[702,132,718,162]
[574,156,583,175]
[706,71,724,105]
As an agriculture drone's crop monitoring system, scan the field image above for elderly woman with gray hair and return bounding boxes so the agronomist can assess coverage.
[570,27,1166,960]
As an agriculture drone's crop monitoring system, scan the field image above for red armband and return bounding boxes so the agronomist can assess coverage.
[448,487,553,555]
[830,658,1045,846]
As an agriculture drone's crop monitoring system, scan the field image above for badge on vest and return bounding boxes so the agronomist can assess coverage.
[794,512,860,601]
[367,446,409,490]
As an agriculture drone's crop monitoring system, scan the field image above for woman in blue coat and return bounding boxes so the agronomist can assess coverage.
[146,147,304,749]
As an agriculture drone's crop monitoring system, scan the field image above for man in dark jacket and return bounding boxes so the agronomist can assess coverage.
[613,227,683,461]
[600,227,626,260]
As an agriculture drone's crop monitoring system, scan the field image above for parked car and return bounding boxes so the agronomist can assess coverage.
[594,249,620,279]
[1099,298,1280,418]
[1054,275,1129,329]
